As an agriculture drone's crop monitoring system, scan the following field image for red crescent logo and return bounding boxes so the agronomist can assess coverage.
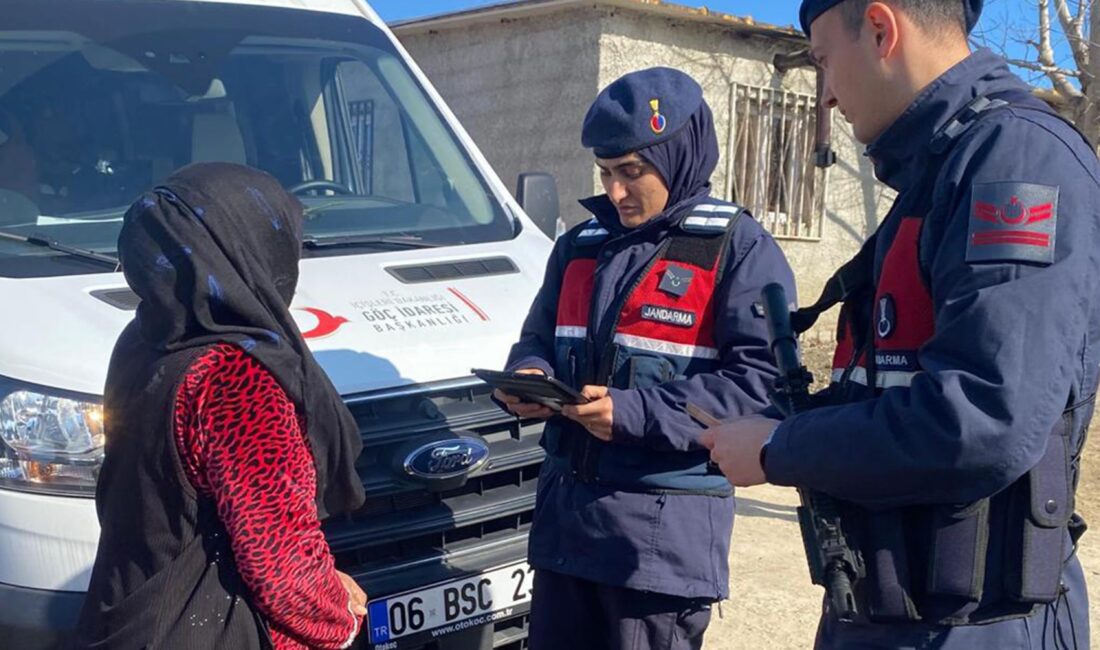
[297,307,351,339]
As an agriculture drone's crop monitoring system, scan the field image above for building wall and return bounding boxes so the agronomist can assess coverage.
[399,10,603,225]
[397,7,895,341]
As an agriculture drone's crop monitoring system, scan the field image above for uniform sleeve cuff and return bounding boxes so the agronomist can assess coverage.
[608,387,646,445]
[762,417,802,487]
[504,355,555,378]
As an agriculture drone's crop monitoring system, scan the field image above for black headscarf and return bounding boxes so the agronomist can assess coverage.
[117,162,364,518]
[638,102,720,210]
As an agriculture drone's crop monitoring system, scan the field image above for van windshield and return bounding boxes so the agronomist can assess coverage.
[0,1,514,277]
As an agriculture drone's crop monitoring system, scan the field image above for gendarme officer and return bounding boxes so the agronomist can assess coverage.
[703,1,1097,649]
[495,68,796,650]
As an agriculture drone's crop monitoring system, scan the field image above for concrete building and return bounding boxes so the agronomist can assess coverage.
[393,0,894,342]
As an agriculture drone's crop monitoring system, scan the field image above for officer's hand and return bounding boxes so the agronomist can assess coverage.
[699,415,779,487]
[493,369,555,419]
[561,386,613,441]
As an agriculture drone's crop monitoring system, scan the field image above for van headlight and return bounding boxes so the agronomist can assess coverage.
[0,389,104,496]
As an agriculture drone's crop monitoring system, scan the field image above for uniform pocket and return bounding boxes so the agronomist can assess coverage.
[925,499,990,601]
[623,354,675,390]
[1006,418,1072,603]
[673,600,713,647]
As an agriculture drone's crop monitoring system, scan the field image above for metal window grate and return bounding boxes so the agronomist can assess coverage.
[726,84,828,240]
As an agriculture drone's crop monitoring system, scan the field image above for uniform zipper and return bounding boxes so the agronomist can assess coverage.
[578,237,670,482]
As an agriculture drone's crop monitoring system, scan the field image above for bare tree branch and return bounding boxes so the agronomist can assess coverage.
[1053,0,1089,72]
[1033,87,1075,107]
[1006,57,1084,78]
[1088,0,1100,99]
[980,0,1100,145]
[1038,0,1084,96]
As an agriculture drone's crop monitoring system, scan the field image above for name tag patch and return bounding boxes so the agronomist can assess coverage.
[641,304,696,328]
[874,350,918,372]
[967,182,1058,265]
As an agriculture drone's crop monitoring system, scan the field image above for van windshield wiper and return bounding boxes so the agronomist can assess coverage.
[301,234,443,250]
[0,230,120,269]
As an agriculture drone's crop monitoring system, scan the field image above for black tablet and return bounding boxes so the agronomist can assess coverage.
[472,368,589,410]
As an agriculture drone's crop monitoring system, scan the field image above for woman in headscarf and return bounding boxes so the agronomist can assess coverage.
[493,67,797,650]
[75,163,367,650]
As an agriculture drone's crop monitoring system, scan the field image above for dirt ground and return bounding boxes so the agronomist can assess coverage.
[703,344,1100,649]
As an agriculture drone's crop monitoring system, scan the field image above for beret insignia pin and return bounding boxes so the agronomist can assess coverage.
[649,98,667,135]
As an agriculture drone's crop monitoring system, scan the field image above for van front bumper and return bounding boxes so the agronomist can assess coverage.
[0,581,83,649]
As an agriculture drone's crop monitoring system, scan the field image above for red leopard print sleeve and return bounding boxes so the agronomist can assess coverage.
[174,344,361,650]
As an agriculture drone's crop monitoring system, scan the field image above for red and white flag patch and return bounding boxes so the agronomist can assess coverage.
[967,182,1058,265]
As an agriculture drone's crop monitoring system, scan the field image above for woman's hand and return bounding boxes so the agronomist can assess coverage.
[336,570,367,616]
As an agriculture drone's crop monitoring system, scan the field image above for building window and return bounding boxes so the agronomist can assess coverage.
[727,84,827,240]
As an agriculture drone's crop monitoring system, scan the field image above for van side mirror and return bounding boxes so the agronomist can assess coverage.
[515,173,559,238]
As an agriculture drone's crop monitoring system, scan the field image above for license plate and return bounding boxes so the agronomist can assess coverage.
[367,562,533,647]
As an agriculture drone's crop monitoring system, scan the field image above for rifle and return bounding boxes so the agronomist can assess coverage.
[761,282,865,621]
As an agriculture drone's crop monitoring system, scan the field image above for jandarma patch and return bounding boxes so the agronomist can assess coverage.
[967,182,1058,265]
[641,304,696,328]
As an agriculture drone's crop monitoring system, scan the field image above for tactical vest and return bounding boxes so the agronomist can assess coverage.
[794,92,1092,625]
[544,199,743,494]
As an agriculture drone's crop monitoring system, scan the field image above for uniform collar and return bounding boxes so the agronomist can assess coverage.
[577,187,712,238]
[865,48,1029,191]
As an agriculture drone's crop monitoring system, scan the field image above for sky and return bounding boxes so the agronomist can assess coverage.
[368,0,1079,91]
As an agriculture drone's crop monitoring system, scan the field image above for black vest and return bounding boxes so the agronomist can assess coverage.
[74,322,271,649]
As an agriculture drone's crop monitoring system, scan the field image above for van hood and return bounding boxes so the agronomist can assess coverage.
[0,236,551,397]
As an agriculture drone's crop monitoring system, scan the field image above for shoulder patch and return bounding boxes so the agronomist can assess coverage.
[966,182,1057,266]
[680,202,744,235]
[574,218,609,246]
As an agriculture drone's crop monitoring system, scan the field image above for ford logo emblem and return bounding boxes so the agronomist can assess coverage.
[403,437,490,480]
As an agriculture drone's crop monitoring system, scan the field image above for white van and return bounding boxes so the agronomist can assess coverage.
[0,1,558,647]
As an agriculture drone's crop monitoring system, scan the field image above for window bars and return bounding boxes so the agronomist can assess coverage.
[726,84,827,240]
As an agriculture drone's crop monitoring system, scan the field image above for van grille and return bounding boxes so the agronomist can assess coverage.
[323,378,543,648]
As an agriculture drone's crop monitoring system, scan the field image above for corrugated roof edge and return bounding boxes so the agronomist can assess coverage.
[389,0,806,43]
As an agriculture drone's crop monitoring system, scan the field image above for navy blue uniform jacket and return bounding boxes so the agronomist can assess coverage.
[508,191,795,599]
[767,50,1100,520]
